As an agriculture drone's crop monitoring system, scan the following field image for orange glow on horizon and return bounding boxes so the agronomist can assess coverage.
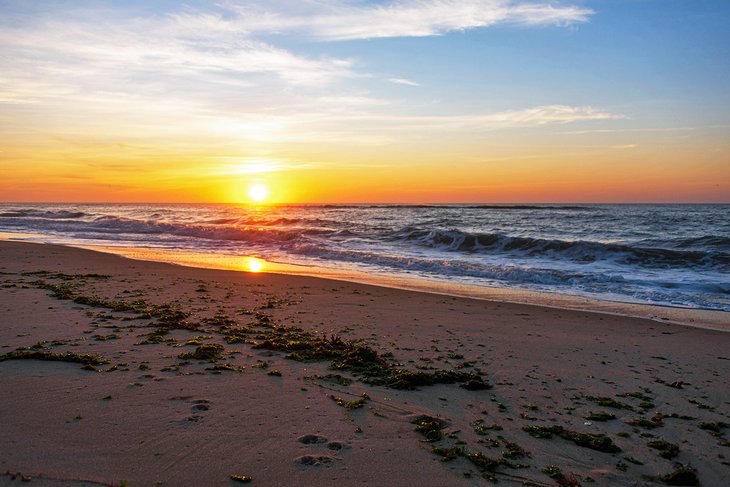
[1,138,728,204]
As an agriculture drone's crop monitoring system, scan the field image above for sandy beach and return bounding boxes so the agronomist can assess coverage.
[1,240,728,486]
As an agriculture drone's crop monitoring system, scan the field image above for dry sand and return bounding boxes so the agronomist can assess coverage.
[0,241,728,486]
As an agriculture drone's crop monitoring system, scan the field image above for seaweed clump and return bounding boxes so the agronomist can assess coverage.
[412,415,448,442]
[522,425,564,439]
[329,393,370,410]
[248,323,490,390]
[432,446,466,461]
[523,425,621,453]
[585,411,616,422]
[0,349,108,366]
[32,277,199,332]
[648,440,680,459]
[542,466,581,486]
[178,343,225,361]
[699,421,728,436]
[585,395,633,410]
[661,464,699,486]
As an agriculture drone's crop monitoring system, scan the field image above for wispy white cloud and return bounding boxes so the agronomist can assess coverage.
[0,1,592,106]
[191,105,623,145]
[562,127,696,135]
[0,1,607,156]
[389,78,421,86]
[469,104,622,126]
[224,0,593,41]
[367,105,623,130]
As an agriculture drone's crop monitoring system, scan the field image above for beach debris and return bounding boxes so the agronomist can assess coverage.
[560,430,621,453]
[687,399,714,411]
[432,446,466,461]
[661,464,700,486]
[3,471,33,482]
[412,415,448,442]
[460,377,493,390]
[585,395,633,410]
[0,349,108,366]
[584,411,616,422]
[244,321,491,390]
[304,373,352,386]
[648,439,680,459]
[205,363,244,373]
[501,439,530,459]
[542,466,582,486]
[465,452,502,478]
[523,425,563,439]
[523,425,621,453]
[178,343,224,361]
[329,392,370,409]
[651,412,665,426]
[470,419,502,435]
[627,416,663,430]
[698,421,728,436]
[230,474,253,483]
[624,456,644,465]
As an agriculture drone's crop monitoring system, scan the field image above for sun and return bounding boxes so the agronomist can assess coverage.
[247,184,269,203]
[246,257,265,273]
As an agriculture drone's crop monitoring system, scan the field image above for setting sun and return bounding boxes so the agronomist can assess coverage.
[247,184,269,203]
[245,257,265,273]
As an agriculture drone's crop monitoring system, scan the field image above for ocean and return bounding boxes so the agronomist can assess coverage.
[1,203,728,311]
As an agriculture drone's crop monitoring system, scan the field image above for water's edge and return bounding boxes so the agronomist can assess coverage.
[3,233,726,332]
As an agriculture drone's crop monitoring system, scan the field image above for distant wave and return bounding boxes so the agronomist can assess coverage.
[0,209,87,219]
[314,204,594,210]
[655,235,730,251]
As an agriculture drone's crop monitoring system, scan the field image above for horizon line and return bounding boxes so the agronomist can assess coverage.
[1,201,729,206]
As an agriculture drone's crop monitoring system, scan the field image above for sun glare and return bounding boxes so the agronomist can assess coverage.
[248,184,269,203]
[246,257,265,273]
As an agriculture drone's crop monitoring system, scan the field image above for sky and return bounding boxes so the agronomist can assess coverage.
[1,0,729,203]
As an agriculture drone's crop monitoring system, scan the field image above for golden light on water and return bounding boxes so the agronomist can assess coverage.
[246,257,265,273]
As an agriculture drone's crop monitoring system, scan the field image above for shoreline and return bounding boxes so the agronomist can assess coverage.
[1,239,729,486]
[2,233,727,332]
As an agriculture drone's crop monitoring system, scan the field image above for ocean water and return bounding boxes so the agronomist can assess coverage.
[1,203,728,311]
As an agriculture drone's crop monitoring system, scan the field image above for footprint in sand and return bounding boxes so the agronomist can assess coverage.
[188,399,211,420]
[326,441,349,451]
[167,398,212,423]
[298,434,327,445]
[296,435,350,466]
[296,455,336,466]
